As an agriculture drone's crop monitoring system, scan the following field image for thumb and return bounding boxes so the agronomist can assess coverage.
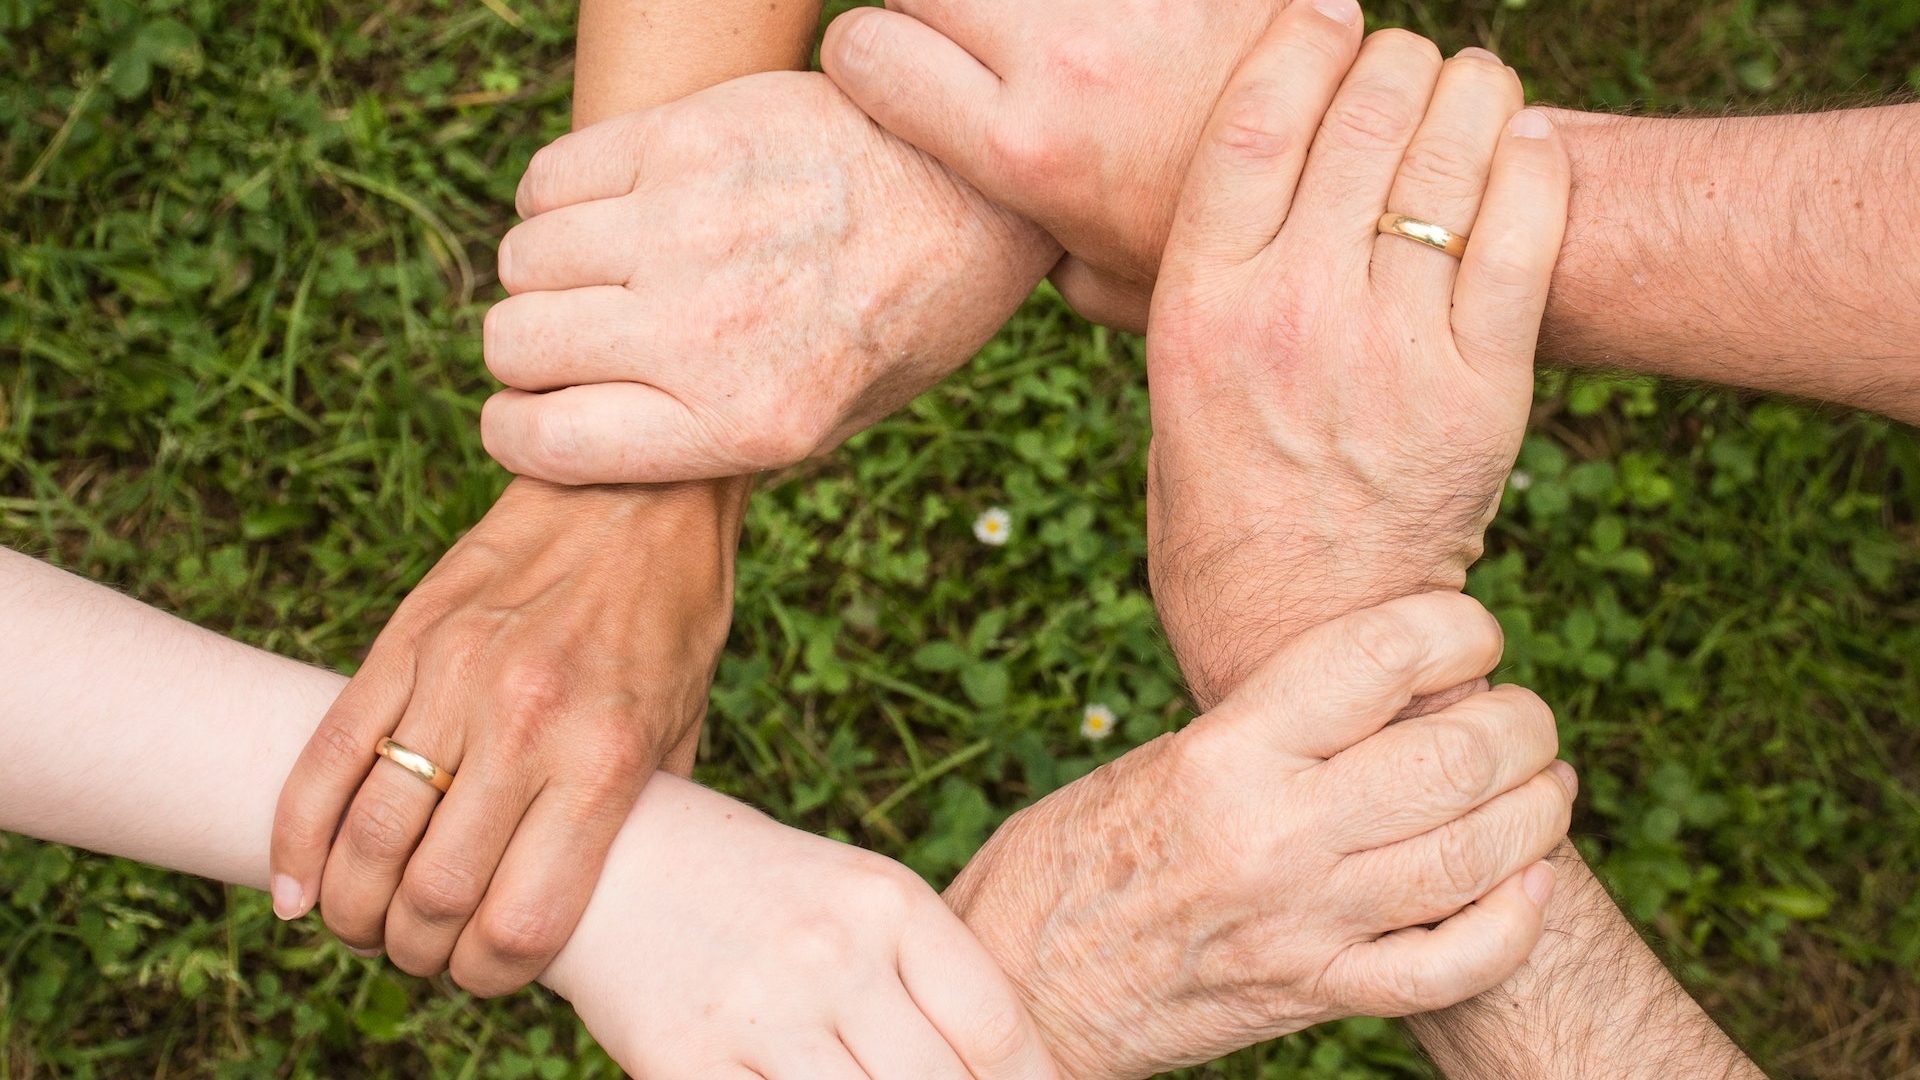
[822,9,1016,206]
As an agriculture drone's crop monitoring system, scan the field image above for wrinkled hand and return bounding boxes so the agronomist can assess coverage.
[271,478,744,995]
[823,0,1287,329]
[1142,9,1570,705]
[545,773,1058,1080]
[949,593,1573,1078]
[480,70,1059,485]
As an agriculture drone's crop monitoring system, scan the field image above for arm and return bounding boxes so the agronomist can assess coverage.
[1128,19,1762,1080]
[0,542,1572,1080]
[267,0,821,996]
[822,5,1920,423]
[0,546,1059,1078]
[1541,106,1920,423]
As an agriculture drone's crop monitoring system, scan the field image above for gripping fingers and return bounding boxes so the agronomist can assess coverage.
[480,383,723,486]
[1320,682,1560,850]
[1203,592,1506,761]
[899,903,1060,1080]
[1341,762,1576,929]
[1161,0,1365,274]
[448,782,634,997]
[382,763,533,977]
[1325,860,1557,1016]
[271,645,415,921]
[1370,48,1523,300]
[484,288,658,392]
[1450,108,1571,377]
[840,996,975,1080]
[318,713,464,953]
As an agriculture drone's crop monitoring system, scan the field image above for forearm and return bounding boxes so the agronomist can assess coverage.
[488,0,824,764]
[1546,104,1920,422]
[1405,842,1761,1079]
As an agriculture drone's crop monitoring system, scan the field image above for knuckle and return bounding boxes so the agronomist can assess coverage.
[514,147,553,218]
[527,406,582,474]
[1397,138,1486,195]
[1342,608,1425,682]
[1039,32,1119,92]
[310,717,372,771]
[1470,245,1543,297]
[985,121,1065,187]
[401,860,488,925]
[1423,720,1501,804]
[780,914,862,971]
[1327,84,1420,149]
[473,901,569,968]
[1211,82,1307,163]
[828,9,886,70]
[1369,28,1444,67]
[344,795,418,863]
[491,657,572,740]
[1431,818,1496,899]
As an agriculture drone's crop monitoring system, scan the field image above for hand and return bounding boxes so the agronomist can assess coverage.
[270,477,746,995]
[1141,11,1570,706]
[822,0,1286,330]
[479,70,1060,485]
[543,773,1059,1079]
[948,593,1574,1078]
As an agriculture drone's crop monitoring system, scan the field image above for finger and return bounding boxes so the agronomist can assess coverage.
[1450,108,1571,378]
[1160,0,1365,274]
[381,762,536,978]
[840,993,974,1080]
[1370,48,1522,300]
[1281,29,1443,260]
[1049,255,1150,334]
[483,287,657,392]
[1338,763,1575,929]
[496,198,644,295]
[481,384,749,486]
[318,711,464,952]
[1323,860,1556,1016]
[821,9,1010,202]
[899,904,1060,1080]
[761,1042,872,1080]
[1200,591,1506,760]
[271,642,414,921]
[449,781,634,997]
[515,111,659,219]
[1320,683,1560,849]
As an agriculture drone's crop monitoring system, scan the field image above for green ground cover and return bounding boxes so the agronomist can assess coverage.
[3,0,1917,1075]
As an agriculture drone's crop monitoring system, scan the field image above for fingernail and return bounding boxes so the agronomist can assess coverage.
[349,946,382,960]
[1509,109,1553,140]
[270,874,307,921]
[1522,861,1557,907]
[1549,760,1579,800]
[1312,0,1361,25]
[1457,46,1501,63]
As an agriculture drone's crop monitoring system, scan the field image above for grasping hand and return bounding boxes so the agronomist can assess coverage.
[949,593,1574,1079]
[1141,5,1570,705]
[546,773,1059,1080]
[271,478,744,995]
[822,0,1287,329]
[480,70,1059,485]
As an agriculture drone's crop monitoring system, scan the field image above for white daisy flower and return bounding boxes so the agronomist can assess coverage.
[973,507,1012,547]
[1080,703,1117,741]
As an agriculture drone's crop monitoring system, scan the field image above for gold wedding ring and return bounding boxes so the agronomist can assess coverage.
[375,737,455,794]
[1377,212,1469,259]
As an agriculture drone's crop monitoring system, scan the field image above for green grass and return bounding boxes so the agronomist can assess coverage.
[3,0,1918,1076]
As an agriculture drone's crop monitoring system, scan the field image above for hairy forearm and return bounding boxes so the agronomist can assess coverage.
[1405,841,1761,1079]
[1547,104,1920,422]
